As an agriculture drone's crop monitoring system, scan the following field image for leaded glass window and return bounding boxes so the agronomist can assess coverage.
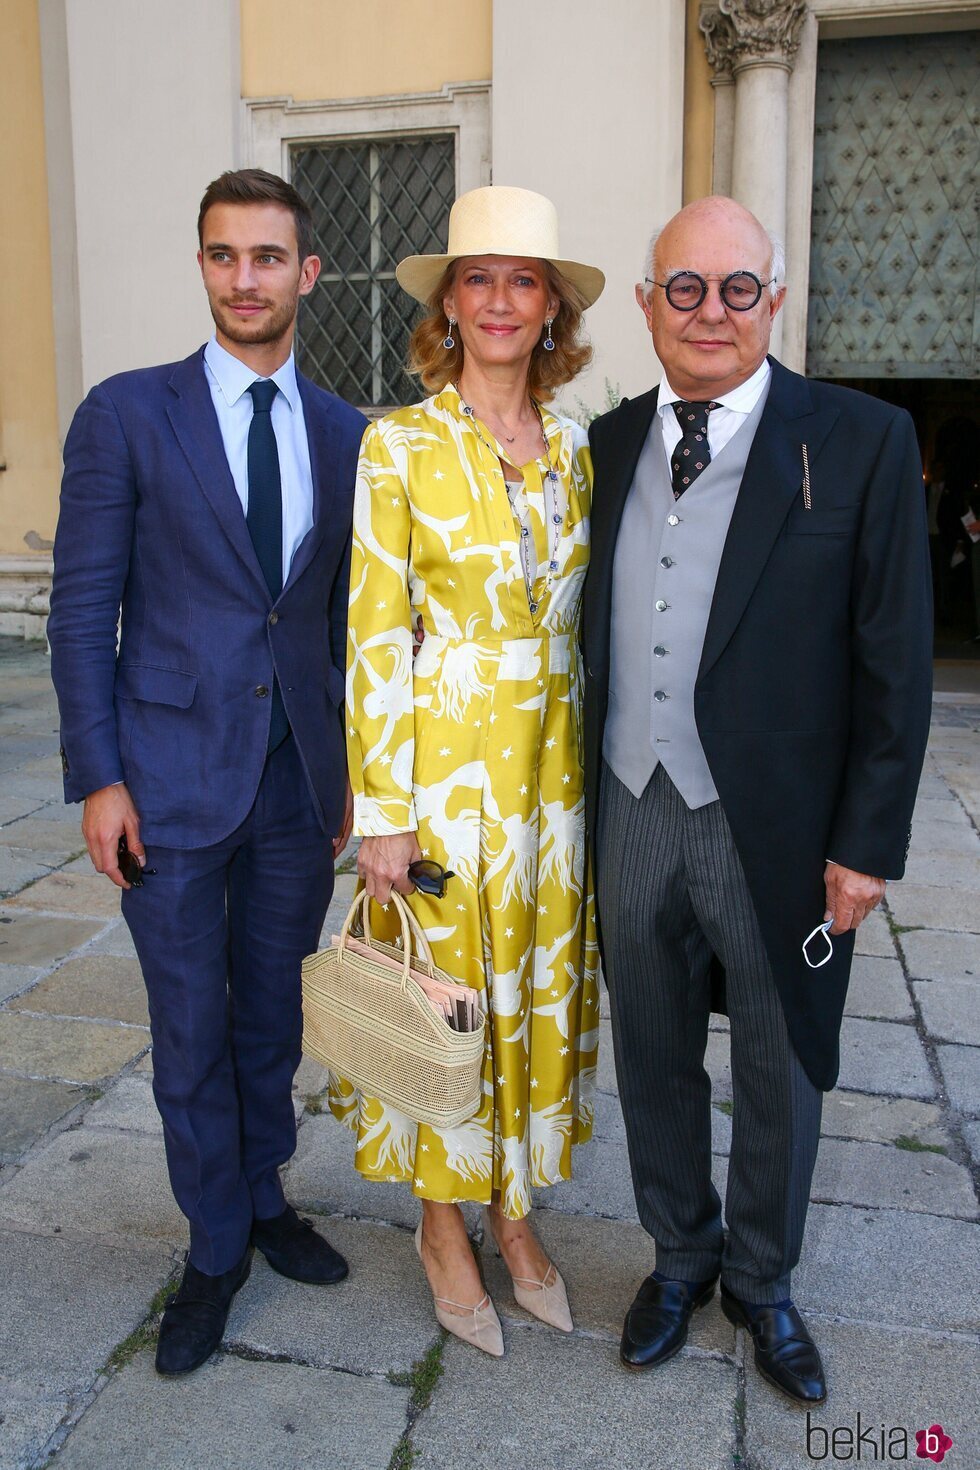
[292,135,456,410]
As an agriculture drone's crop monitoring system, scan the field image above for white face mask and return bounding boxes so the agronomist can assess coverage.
[802,919,834,969]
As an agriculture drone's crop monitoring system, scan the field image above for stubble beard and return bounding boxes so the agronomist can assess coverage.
[209,293,298,350]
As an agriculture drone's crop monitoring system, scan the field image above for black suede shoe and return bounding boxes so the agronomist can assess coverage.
[720,1287,827,1404]
[155,1248,252,1377]
[620,1274,718,1369]
[252,1204,349,1284]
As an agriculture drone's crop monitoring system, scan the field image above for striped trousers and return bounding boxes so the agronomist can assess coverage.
[596,763,822,1301]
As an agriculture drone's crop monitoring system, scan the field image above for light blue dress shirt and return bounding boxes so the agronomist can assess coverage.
[203,336,315,586]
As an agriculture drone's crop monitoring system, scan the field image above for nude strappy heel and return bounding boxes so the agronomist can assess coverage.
[414,1221,504,1358]
[481,1207,573,1333]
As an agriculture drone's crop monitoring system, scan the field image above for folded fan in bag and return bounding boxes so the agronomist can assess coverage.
[301,890,486,1129]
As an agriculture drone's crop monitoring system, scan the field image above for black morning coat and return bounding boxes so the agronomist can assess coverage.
[582,357,933,1091]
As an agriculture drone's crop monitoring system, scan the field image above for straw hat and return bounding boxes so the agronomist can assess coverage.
[395,185,605,308]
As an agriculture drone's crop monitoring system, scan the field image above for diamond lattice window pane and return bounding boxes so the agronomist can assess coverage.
[807,32,979,379]
[292,135,455,409]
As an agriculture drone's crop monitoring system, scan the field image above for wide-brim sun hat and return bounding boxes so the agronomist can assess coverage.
[395,185,605,309]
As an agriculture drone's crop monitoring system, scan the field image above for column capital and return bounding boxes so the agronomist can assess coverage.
[698,4,738,80]
[705,0,807,72]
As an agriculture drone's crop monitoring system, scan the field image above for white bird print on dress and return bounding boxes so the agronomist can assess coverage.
[539,796,585,895]
[412,761,485,884]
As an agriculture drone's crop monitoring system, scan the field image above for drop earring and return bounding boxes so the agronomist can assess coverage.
[543,318,556,352]
[443,317,456,350]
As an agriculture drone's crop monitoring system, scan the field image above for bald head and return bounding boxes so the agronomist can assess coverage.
[636,195,787,400]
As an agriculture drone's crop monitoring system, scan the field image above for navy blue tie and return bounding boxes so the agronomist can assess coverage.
[246,379,289,753]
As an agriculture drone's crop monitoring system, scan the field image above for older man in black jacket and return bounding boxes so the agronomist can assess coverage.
[582,196,932,1403]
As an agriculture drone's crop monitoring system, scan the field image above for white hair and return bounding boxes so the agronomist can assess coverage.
[640,223,785,301]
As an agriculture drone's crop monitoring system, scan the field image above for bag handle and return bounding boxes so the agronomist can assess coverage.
[338,890,437,987]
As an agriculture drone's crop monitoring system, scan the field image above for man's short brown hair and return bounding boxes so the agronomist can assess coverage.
[197,169,315,263]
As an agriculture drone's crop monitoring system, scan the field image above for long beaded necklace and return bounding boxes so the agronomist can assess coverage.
[456,389,565,615]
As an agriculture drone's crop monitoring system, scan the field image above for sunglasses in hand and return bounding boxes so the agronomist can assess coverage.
[407,859,454,898]
[117,835,156,888]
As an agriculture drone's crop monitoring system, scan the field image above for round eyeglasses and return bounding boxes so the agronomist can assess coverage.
[645,271,774,312]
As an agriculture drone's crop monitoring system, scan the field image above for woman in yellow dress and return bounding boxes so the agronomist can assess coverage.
[330,186,604,1356]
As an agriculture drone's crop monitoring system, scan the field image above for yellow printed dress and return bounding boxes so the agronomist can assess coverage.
[329,385,598,1218]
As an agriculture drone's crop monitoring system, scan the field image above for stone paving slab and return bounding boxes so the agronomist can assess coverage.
[901,851,980,890]
[963,1121,980,1168]
[412,1328,738,1470]
[226,1219,436,1376]
[901,928,980,982]
[795,1204,980,1333]
[888,883,980,933]
[0,1382,70,1470]
[0,1126,185,1247]
[0,1074,85,1162]
[936,1044,980,1115]
[483,1208,736,1355]
[843,956,913,1021]
[913,978,980,1045]
[912,795,972,824]
[49,1352,409,1470]
[908,816,980,853]
[837,1017,935,1098]
[0,848,64,899]
[743,1320,979,1470]
[595,1016,618,1094]
[86,1075,161,1134]
[0,1012,147,1084]
[853,908,895,958]
[83,919,137,959]
[10,955,149,1027]
[0,912,102,968]
[0,1226,171,1392]
[0,817,84,855]
[811,1137,977,1219]
[12,872,122,920]
[0,962,39,1004]
[821,1090,947,1147]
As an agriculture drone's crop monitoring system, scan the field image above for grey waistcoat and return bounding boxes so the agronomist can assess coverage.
[603,387,769,808]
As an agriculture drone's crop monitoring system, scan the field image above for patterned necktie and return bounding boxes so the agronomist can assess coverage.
[670,400,718,499]
[246,379,289,753]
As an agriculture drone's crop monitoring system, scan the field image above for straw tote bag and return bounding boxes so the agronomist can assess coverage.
[301,890,486,1129]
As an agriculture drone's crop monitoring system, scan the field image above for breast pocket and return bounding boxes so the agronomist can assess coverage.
[785,504,861,536]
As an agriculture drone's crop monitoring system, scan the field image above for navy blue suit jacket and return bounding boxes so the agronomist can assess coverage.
[48,347,367,848]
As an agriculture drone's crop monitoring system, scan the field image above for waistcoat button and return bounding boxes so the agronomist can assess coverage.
[655,600,668,612]
[654,645,667,657]
[653,689,668,702]
[667,514,679,526]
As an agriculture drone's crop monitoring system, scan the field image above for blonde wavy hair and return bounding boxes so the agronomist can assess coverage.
[406,261,593,402]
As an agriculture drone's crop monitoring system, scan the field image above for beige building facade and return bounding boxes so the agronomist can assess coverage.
[1,0,977,635]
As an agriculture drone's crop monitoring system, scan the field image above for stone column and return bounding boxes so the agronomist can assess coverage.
[699,5,737,197]
[722,0,807,241]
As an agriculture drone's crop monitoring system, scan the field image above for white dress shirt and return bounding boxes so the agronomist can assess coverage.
[203,336,314,586]
[657,358,771,467]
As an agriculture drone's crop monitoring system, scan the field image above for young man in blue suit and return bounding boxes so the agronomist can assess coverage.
[48,169,367,1376]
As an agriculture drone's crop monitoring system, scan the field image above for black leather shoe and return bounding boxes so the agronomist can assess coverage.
[155,1248,252,1377]
[720,1287,827,1404]
[252,1204,348,1284]
[620,1274,718,1369]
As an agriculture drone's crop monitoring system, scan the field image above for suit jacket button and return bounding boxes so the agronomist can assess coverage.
[255,685,269,698]
[268,612,279,626]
